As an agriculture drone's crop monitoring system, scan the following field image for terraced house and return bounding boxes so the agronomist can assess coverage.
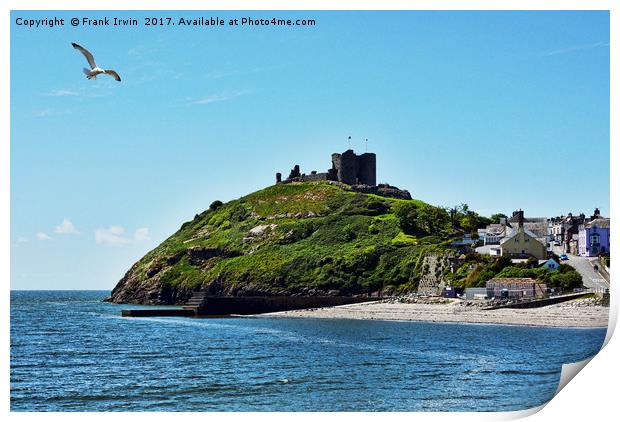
[578,212,610,257]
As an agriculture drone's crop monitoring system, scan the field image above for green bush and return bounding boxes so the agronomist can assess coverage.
[209,200,223,211]
[393,201,420,234]
[393,202,449,236]
[229,204,249,222]
[328,193,390,216]
[549,271,582,289]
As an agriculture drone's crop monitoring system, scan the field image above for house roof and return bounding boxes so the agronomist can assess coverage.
[485,224,506,235]
[523,221,548,238]
[541,258,558,266]
[585,218,610,229]
[487,277,544,286]
[501,227,543,244]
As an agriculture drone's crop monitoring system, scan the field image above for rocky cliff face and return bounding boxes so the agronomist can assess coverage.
[416,254,450,296]
[108,247,240,304]
[107,182,448,305]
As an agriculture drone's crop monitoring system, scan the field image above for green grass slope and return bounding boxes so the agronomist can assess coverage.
[108,182,452,304]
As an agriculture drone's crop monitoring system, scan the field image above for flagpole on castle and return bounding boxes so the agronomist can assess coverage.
[347,135,351,150]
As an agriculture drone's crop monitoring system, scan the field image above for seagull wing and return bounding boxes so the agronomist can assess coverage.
[105,70,121,82]
[72,43,97,69]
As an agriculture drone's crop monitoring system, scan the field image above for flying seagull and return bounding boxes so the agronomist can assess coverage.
[72,43,121,82]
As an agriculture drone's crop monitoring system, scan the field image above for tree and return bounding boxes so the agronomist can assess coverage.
[447,203,469,230]
[209,200,223,211]
[490,213,508,224]
[447,206,458,230]
[421,205,450,234]
[394,202,420,234]
[394,202,449,235]
[549,271,582,289]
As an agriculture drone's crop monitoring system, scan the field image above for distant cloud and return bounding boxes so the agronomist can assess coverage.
[95,225,150,246]
[204,67,263,80]
[543,41,609,57]
[40,87,111,100]
[125,37,183,83]
[133,67,185,83]
[34,109,55,117]
[34,109,70,118]
[14,236,29,247]
[127,44,147,57]
[134,227,150,241]
[54,218,80,235]
[42,89,79,97]
[191,89,252,105]
[127,37,167,57]
[95,225,130,246]
[36,232,53,241]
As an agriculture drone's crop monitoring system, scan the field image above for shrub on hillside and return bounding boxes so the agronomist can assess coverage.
[209,200,223,211]
[394,202,450,236]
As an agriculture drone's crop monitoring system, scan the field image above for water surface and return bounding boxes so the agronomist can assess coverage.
[10,290,606,411]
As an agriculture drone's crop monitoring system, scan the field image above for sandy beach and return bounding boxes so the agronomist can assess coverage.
[266,298,609,328]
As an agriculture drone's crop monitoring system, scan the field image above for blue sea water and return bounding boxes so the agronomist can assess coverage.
[10,290,606,412]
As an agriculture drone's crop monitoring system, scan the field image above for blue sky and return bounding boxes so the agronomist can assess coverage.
[11,10,609,289]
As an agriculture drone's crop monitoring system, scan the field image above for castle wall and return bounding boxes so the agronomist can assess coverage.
[302,172,329,182]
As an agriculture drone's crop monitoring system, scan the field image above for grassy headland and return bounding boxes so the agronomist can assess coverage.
[109,182,455,304]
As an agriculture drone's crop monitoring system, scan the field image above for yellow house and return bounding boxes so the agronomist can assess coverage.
[500,211,547,260]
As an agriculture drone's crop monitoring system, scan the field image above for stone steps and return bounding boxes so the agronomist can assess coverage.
[182,290,209,313]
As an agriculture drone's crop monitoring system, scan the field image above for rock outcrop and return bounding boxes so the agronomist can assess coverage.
[349,183,412,200]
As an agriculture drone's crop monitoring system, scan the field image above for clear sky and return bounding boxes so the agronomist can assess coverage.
[10,10,609,290]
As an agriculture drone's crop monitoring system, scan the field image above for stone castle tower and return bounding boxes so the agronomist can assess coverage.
[330,150,376,186]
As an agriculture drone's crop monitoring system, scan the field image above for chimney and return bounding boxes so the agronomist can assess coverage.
[517,210,524,230]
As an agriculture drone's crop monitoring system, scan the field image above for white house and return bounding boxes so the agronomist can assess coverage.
[484,224,506,245]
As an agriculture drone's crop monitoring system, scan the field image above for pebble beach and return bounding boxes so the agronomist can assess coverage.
[267,297,609,328]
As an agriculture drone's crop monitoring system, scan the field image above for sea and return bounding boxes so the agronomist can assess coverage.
[10,290,606,412]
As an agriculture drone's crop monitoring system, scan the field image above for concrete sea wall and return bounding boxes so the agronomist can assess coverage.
[196,296,379,315]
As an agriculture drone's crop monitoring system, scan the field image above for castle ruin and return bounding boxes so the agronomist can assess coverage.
[277,149,376,186]
[276,149,411,200]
